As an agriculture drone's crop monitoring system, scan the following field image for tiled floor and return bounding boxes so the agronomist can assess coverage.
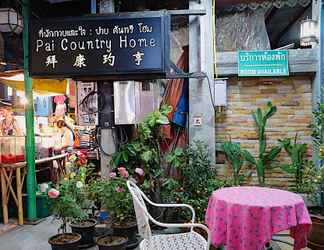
[0,218,310,250]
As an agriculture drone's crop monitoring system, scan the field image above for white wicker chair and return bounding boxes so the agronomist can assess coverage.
[127,180,210,250]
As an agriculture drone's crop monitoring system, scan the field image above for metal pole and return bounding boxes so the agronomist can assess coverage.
[22,0,37,220]
[320,0,324,207]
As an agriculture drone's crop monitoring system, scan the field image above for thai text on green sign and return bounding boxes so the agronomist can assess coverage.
[238,50,289,77]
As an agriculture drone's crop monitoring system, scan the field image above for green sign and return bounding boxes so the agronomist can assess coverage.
[238,50,289,77]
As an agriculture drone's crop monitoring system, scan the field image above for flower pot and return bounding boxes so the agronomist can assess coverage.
[96,235,128,250]
[308,213,324,250]
[48,233,81,250]
[70,218,97,248]
[112,221,138,244]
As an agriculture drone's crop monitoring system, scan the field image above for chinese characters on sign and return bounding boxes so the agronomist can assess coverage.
[29,12,170,78]
[238,50,289,77]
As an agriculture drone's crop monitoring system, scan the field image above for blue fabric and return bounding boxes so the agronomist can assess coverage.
[172,80,188,127]
[35,96,53,117]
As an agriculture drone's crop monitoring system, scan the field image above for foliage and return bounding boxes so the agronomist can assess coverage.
[220,141,245,185]
[48,177,88,233]
[309,99,324,206]
[162,142,227,223]
[112,105,172,198]
[165,148,186,169]
[88,175,134,225]
[310,102,324,149]
[279,135,308,193]
[48,152,93,232]
[242,102,282,185]
[301,161,322,196]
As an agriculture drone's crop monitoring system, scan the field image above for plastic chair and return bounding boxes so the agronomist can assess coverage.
[127,180,210,250]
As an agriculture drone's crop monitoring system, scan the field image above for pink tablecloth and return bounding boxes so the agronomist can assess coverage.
[205,187,311,250]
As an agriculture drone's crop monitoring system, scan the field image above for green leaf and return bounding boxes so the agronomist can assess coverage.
[242,150,256,165]
[156,115,169,125]
[281,164,296,174]
[141,151,153,163]
[264,146,282,163]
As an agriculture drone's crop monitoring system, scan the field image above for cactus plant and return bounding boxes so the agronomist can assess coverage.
[242,102,282,186]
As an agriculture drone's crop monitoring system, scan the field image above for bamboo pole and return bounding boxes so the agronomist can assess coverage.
[22,0,37,220]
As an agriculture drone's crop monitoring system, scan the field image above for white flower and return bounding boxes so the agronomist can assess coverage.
[76,181,84,189]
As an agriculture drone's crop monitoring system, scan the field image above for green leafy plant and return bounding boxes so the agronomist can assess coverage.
[48,153,93,233]
[279,135,308,193]
[162,142,226,223]
[87,164,146,225]
[310,99,324,208]
[88,176,134,225]
[48,178,88,233]
[112,105,172,201]
[220,141,245,185]
[242,102,282,186]
[165,148,186,169]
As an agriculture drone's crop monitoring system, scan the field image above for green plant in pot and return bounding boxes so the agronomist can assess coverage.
[220,141,246,186]
[65,155,97,249]
[112,105,172,216]
[242,102,282,186]
[47,177,88,250]
[89,168,141,250]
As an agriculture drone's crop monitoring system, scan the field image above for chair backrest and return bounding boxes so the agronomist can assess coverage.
[127,180,152,240]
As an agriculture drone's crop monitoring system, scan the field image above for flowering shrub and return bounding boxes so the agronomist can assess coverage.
[88,167,145,225]
[48,178,88,233]
[48,152,92,232]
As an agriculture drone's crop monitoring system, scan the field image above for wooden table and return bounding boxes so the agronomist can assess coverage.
[0,153,68,225]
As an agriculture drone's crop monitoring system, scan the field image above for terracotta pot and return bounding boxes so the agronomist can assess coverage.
[308,214,324,250]
[70,218,97,248]
[48,233,81,250]
[96,235,127,250]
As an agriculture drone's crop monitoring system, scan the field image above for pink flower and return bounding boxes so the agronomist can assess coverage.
[48,188,60,199]
[118,167,129,178]
[135,168,145,176]
[109,172,117,178]
[116,187,125,193]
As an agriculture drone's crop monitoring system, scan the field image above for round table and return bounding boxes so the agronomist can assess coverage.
[205,186,311,250]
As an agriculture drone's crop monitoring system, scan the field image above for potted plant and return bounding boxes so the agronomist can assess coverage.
[112,105,172,217]
[47,178,87,250]
[89,168,141,249]
[66,155,97,249]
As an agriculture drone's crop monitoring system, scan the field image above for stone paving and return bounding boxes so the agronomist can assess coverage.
[0,217,308,250]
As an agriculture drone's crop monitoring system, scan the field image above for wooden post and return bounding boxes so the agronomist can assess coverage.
[189,0,216,163]
[1,169,8,224]
[16,167,23,225]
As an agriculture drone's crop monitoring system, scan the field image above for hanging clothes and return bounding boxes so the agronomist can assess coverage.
[54,95,67,117]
